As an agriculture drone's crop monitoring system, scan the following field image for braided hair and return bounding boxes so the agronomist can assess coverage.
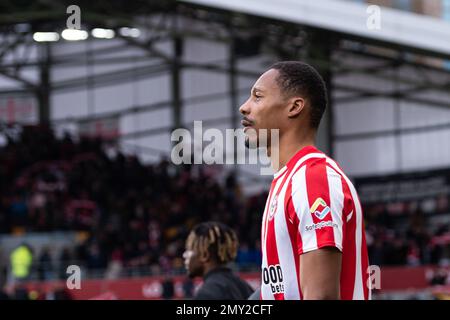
[186,222,239,264]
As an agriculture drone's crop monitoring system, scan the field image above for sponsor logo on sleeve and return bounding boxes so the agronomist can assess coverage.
[310,197,331,220]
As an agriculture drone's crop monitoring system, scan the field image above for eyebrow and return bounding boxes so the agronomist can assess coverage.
[251,87,264,95]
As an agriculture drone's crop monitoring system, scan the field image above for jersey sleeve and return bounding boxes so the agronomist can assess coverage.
[287,159,345,255]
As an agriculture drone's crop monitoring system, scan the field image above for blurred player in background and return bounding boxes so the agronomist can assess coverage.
[183,222,254,300]
[240,61,370,300]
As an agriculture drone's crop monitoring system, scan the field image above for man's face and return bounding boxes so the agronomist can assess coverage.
[239,69,287,148]
[183,248,204,278]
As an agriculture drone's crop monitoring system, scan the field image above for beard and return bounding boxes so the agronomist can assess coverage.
[245,132,271,150]
[245,136,260,149]
[244,128,260,149]
[186,264,203,279]
[244,136,251,149]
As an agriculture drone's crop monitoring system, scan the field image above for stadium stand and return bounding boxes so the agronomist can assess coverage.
[0,126,448,299]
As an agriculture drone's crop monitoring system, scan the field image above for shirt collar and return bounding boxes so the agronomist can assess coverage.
[273,145,319,178]
[204,266,232,280]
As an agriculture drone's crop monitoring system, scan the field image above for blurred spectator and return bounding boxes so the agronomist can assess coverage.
[9,195,28,229]
[86,243,107,272]
[58,248,73,280]
[9,243,33,284]
[161,276,175,300]
[182,278,194,299]
[105,248,124,279]
[430,268,448,286]
[37,247,53,280]
[236,242,261,270]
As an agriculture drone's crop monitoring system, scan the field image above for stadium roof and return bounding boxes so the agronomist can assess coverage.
[180,0,450,60]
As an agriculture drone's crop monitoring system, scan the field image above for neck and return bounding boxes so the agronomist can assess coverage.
[268,127,316,172]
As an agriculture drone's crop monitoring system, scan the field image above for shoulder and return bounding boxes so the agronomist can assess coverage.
[291,155,346,183]
[194,280,225,300]
[194,271,253,300]
[194,271,228,298]
[287,156,350,208]
[290,157,328,191]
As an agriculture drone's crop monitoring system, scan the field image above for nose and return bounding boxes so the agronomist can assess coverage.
[239,98,250,116]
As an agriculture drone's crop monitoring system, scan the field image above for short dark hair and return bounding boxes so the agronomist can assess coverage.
[270,61,328,129]
[186,221,238,264]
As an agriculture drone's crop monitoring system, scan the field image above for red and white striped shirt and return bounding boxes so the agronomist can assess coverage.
[260,146,370,300]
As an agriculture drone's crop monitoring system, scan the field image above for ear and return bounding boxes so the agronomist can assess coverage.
[287,97,305,118]
[199,251,210,263]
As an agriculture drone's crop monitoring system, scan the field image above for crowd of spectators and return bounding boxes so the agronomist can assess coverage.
[365,207,450,267]
[0,125,448,284]
[0,125,262,280]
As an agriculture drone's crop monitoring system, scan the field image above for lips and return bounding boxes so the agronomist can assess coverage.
[241,119,253,128]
